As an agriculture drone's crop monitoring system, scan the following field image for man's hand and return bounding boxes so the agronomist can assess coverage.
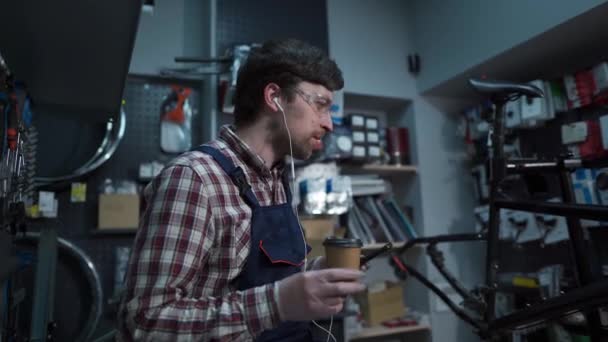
[309,256,370,271]
[308,256,326,271]
[276,269,366,321]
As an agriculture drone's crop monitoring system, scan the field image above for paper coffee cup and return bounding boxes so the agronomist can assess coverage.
[323,237,363,270]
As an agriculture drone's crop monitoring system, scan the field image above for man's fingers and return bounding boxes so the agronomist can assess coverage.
[321,281,366,298]
[323,296,344,307]
[320,300,344,316]
[326,303,344,315]
[318,268,364,282]
[318,256,327,269]
[312,269,366,298]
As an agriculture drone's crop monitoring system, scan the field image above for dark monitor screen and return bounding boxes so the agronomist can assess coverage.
[0,1,141,122]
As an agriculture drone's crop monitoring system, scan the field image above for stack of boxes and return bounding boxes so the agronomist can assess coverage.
[561,120,608,160]
[571,168,608,227]
[593,62,608,99]
[356,282,406,326]
[563,61,608,110]
[518,79,567,128]
[345,113,381,163]
[365,116,381,163]
[564,71,595,109]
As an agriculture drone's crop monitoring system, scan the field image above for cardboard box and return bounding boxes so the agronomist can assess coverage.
[305,240,322,259]
[357,282,405,326]
[98,194,140,229]
[301,218,335,259]
[301,218,335,239]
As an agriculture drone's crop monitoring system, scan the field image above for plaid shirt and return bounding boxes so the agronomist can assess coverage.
[117,125,291,341]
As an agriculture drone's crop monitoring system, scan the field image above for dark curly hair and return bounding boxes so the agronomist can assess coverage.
[233,39,344,127]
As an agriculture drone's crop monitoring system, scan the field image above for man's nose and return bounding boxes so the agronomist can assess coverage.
[321,112,333,132]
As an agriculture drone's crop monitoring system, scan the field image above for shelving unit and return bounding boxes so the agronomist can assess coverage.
[360,164,417,173]
[342,164,418,175]
[340,90,419,240]
[350,324,430,340]
[335,89,428,341]
[91,228,138,236]
[352,188,389,197]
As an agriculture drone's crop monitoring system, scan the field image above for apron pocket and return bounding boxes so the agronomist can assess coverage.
[259,239,309,267]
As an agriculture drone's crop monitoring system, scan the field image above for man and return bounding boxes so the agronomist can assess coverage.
[117,39,366,341]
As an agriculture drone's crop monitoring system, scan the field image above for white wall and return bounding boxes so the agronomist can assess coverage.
[327,0,417,99]
[129,0,191,75]
[411,96,482,342]
[409,0,607,93]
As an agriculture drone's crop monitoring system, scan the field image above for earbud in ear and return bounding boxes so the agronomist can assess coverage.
[273,97,284,112]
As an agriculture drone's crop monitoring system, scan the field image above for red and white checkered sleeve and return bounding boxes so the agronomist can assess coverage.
[117,164,281,341]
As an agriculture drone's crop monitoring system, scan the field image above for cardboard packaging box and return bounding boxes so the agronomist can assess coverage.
[98,194,140,229]
[301,218,335,258]
[357,282,405,326]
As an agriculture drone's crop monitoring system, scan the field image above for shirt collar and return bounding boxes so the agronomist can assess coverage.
[218,125,285,178]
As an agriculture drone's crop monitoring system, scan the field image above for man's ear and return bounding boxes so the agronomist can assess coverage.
[264,83,282,112]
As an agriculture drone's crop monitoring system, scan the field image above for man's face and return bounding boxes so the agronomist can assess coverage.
[281,81,334,160]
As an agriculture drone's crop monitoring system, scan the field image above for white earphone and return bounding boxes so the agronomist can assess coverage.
[273,97,284,112]
[274,93,336,342]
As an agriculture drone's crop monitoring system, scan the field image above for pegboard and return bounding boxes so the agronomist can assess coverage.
[101,76,203,180]
[28,75,205,333]
[84,76,204,296]
[22,1,333,334]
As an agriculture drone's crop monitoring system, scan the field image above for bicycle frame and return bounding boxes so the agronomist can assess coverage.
[390,91,608,340]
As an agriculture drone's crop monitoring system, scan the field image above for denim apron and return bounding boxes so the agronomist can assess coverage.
[194,145,313,341]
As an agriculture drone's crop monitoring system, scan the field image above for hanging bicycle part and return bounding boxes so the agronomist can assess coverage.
[14,231,103,342]
[33,106,126,187]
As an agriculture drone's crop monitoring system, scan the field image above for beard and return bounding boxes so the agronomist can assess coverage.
[273,130,312,161]
[291,140,312,160]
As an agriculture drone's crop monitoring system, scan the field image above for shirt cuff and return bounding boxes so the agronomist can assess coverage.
[273,281,284,321]
[242,283,283,337]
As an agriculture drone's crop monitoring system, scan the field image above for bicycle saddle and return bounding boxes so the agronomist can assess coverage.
[469,78,544,98]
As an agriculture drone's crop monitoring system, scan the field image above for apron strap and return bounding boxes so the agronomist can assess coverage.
[281,170,293,204]
[192,145,259,208]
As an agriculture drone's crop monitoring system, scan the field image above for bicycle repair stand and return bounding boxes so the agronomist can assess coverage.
[2,226,58,342]
[389,79,608,341]
[29,227,58,341]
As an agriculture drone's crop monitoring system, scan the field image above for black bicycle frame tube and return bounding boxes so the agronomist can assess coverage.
[393,251,608,339]
[506,159,582,173]
[495,200,608,221]
[506,158,608,174]
[392,256,486,333]
[427,243,482,308]
[487,278,608,338]
[485,99,507,324]
[399,233,486,253]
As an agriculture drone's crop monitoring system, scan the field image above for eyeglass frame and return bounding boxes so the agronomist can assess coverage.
[293,88,333,117]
